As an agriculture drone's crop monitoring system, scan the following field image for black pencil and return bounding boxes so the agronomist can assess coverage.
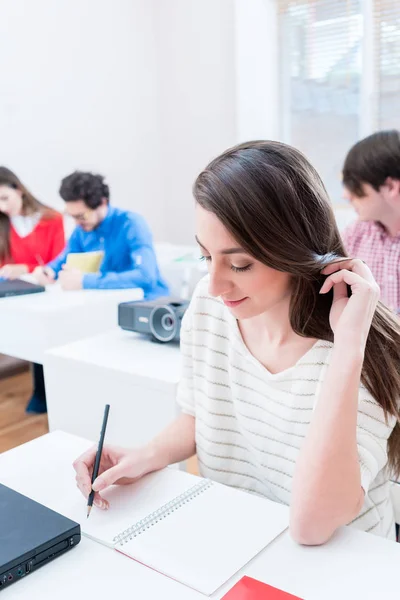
[35,254,50,277]
[87,404,110,518]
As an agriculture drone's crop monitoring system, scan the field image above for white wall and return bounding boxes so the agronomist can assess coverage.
[0,0,165,238]
[0,0,350,246]
[234,0,280,141]
[0,0,238,245]
[152,0,237,244]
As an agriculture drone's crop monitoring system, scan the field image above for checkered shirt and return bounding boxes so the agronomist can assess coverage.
[341,220,400,313]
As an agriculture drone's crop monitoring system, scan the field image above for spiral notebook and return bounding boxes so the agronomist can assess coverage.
[75,468,289,596]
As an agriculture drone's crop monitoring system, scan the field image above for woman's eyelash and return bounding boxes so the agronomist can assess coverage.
[231,264,252,273]
[199,255,252,273]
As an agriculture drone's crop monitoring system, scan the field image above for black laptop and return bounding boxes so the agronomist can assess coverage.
[0,278,45,298]
[0,484,80,590]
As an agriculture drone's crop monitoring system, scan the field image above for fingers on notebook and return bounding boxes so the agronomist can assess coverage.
[73,446,97,477]
[73,447,97,499]
[93,495,109,510]
[91,477,105,492]
[72,447,110,509]
[74,473,92,498]
[75,477,91,498]
[75,478,109,509]
[92,463,125,492]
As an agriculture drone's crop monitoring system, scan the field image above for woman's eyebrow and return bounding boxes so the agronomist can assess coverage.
[195,235,246,255]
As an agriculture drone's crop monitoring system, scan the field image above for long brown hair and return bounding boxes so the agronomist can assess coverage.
[193,140,400,477]
[0,167,56,263]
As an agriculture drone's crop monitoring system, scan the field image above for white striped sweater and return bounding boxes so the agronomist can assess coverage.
[177,277,396,540]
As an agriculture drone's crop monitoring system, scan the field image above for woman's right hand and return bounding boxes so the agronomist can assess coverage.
[73,444,154,510]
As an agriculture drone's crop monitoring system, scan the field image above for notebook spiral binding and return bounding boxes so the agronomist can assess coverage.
[113,479,213,546]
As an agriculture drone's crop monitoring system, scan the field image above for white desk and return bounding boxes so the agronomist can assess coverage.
[1,431,400,600]
[0,286,143,364]
[43,328,181,446]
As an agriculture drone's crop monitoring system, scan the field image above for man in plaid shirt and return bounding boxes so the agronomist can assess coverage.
[341,130,400,313]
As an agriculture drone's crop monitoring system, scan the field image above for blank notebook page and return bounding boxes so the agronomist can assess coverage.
[115,480,289,596]
[76,469,202,546]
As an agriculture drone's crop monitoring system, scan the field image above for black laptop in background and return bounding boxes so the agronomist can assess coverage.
[0,279,45,298]
[0,484,80,590]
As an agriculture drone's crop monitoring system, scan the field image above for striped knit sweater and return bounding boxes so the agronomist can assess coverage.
[177,277,396,540]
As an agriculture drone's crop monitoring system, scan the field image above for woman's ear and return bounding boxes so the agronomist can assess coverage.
[383,177,400,200]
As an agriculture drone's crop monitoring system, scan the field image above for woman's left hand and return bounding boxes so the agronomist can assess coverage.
[0,264,28,280]
[320,258,380,347]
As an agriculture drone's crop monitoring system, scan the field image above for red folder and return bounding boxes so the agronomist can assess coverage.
[221,576,304,599]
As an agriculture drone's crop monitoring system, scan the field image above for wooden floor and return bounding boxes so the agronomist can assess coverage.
[0,371,49,454]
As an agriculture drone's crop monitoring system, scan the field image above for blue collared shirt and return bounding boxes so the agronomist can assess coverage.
[47,206,169,299]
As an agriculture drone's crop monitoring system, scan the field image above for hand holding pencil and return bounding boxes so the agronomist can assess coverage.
[32,257,56,286]
[73,406,153,512]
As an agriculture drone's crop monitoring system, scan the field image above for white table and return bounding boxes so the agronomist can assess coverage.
[43,328,181,446]
[0,285,143,364]
[1,432,400,600]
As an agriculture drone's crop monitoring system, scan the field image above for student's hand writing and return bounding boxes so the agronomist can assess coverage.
[73,444,153,510]
[320,258,380,348]
[32,266,56,286]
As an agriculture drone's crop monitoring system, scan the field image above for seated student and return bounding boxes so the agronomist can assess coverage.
[0,166,65,278]
[341,130,400,313]
[34,171,169,299]
[32,171,168,415]
[0,167,65,415]
[74,141,400,545]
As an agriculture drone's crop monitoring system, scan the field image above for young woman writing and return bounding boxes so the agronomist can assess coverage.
[73,141,400,544]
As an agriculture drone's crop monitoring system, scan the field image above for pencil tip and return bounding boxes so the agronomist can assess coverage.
[87,507,91,519]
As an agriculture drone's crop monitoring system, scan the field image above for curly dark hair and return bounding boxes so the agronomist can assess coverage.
[59,171,110,208]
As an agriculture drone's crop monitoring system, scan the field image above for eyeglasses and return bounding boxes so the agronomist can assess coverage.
[65,209,93,223]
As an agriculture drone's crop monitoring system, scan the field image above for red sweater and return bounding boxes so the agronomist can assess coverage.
[1,213,65,272]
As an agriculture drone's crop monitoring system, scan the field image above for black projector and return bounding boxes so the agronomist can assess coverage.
[118,297,189,343]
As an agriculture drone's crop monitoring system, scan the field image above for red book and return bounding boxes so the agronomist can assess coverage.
[221,576,304,599]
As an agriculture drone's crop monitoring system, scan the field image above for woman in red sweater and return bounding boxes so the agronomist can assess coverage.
[0,167,65,277]
[0,167,66,415]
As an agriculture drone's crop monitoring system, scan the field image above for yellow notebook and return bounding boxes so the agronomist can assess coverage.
[66,251,104,273]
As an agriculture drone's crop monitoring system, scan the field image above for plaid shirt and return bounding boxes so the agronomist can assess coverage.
[342,220,400,313]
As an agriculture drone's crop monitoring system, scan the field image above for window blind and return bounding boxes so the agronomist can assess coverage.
[278,0,363,204]
[374,0,400,129]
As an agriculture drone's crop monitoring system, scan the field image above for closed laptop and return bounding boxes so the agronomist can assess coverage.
[0,484,80,590]
[0,278,45,298]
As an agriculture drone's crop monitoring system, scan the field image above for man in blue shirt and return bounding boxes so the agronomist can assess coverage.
[34,171,169,299]
[29,171,169,416]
